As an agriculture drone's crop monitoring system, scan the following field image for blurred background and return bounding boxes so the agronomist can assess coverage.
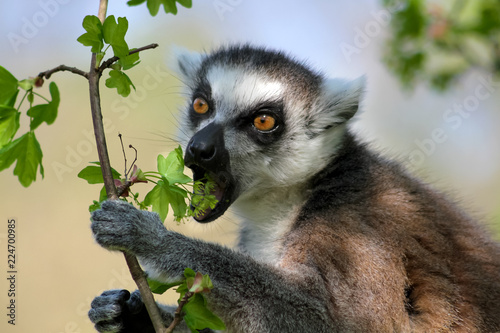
[0,0,499,332]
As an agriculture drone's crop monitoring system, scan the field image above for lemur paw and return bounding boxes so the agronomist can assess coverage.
[91,200,166,255]
[88,289,151,333]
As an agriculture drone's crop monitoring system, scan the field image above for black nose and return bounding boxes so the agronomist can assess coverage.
[188,136,216,162]
[184,123,228,172]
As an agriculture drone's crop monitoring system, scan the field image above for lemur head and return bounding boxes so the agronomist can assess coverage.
[172,45,364,222]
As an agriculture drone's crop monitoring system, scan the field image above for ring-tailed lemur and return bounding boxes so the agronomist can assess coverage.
[89,45,500,332]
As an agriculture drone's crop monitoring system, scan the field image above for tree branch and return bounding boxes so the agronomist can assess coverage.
[36,43,159,82]
[99,43,159,72]
[89,62,116,199]
[166,292,194,333]
[97,0,107,22]
[116,180,132,197]
[37,65,88,80]
[89,1,166,332]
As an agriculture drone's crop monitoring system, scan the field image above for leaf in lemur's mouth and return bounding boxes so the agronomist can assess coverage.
[190,169,222,221]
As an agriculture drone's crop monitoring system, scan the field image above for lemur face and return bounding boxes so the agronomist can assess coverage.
[183,65,289,222]
[175,45,363,222]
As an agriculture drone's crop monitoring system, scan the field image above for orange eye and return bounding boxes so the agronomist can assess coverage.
[193,97,209,114]
[253,114,276,132]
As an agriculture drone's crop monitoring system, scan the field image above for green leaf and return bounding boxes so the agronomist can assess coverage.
[144,179,171,221]
[77,15,104,53]
[162,0,192,15]
[127,0,191,16]
[18,78,35,91]
[167,185,188,222]
[201,274,213,291]
[0,66,19,105]
[0,132,44,187]
[149,268,225,332]
[190,175,219,219]
[49,81,60,107]
[183,269,214,294]
[176,0,192,9]
[184,267,196,279]
[0,106,20,148]
[103,16,129,58]
[119,51,140,71]
[183,293,226,332]
[80,160,122,208]
[99,185,108,202]
[6,90,19,108]
[147,0,161,16]
[105,69,135,97]
[473,2,500,34]
[130,165,147,183]
[96,52,106,65]
[178,269,213,296]
[162,0,178,15]
[77,165,121,184]
[176,268,226,332]
[102,15,117,44]
[89,200,101,213]
[77,30,103,53]
[82,15,103,36]
[157,147,192,185]
[27,104,49,130]
[391,0,426,39]
[147,278,182,295]
[27,82,60,130]
[188,272,210,293]
[144,177,188,222]
[27,91,34,104]
[127,0,146,6]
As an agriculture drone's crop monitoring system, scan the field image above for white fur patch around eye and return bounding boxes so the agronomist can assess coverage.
[206,66,284,116]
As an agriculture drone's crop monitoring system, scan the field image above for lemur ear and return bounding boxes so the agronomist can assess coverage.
[310,76,365,132]
[169,46,205,81]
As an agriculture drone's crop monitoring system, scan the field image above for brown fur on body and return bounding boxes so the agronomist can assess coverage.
[281,132,500,332]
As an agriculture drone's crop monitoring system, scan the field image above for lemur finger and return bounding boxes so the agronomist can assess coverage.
[127,290,144,314]
[89,290,131,324]
[94,320,123,333]
[100,289,131,299]
[100,200,141,217]
[88,300,121,323]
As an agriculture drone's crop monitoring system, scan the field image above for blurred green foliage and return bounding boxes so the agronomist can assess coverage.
[127,0,192,16]
[383,0,500,90]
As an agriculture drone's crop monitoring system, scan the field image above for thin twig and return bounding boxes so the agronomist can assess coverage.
[118,135,139,182]
[38,65,88,80]
[99,43,159,72]
[127,144,138,177]
[119,133,128,180]
[35,44,158,82]
[165,292,194,333]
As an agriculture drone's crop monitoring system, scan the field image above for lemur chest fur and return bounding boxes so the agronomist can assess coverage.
[232,184,310,264]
